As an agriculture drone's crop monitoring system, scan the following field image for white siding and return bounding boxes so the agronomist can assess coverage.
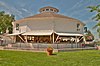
[20,18,54,30]
[13,17,84,34]
[54,18,84,33]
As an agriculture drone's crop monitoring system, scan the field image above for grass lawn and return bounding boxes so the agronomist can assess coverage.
[0,50,100,66]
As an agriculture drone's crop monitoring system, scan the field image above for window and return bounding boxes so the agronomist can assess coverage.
[54,10,57,12]
[50,9,53,11]
[16,24,19,30]
[77,24,80,31]
[84,27,87,32]
[42,9,45,11]
[77,24,80,28]
[77,29,80,31]
[46,9,49,11]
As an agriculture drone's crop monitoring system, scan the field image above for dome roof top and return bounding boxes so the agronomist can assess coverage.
[39,6,59,13]
[26,6,73,19]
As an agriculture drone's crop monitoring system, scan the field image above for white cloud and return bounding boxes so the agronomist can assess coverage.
[70,9,85,17]
[67,0,94,18]
[0,1,10,10]
[22,8,28,12]
[83,19,96,23]
[67,0,84,12]
[21,8,33,15]
[0,1,24,18]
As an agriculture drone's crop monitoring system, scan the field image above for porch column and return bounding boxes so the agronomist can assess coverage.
[75,36,78,48]
[25,35,28,43]
[13,36,16,43]
[50,35,52,43]
[14,35,16,43]
[53,32,55,44]
[83,36,86,44]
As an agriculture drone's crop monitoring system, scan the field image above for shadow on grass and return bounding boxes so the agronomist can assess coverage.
[51,53,57,55]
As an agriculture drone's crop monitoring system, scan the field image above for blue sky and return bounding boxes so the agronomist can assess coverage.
[0,0,100,39]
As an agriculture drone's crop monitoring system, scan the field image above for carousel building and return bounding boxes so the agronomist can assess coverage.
[11,6,85,44]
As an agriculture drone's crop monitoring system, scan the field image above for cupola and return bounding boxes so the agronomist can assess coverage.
[39,6,59,13]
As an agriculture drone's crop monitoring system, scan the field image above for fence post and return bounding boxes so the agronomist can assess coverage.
[37,43,39,50]
[57,44,58,49]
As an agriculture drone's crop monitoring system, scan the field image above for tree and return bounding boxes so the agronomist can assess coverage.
[87,4,100,38]
[84,30,94,41]
[0,11,15,34]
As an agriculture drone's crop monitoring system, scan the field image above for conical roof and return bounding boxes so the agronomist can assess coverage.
[27,12,73,19]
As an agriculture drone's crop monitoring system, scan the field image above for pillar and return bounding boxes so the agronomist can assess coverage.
[25,35,28,43]
[53,33,55,44]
